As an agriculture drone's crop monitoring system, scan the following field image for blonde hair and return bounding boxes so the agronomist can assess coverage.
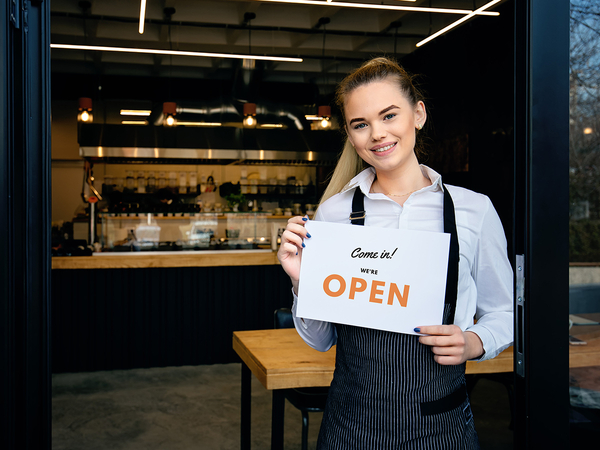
[319,57,426,206]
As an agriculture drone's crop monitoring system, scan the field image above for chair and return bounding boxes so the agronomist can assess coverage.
[274,308,329,450]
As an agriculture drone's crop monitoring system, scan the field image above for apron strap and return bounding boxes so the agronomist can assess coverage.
[350,188,366,225]
[442,184,459,325]
[350,184,460,324]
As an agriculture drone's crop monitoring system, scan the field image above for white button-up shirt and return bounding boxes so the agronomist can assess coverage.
[292,165,514,361]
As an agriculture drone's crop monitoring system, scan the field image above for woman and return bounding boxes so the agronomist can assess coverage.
[277,57,513,449]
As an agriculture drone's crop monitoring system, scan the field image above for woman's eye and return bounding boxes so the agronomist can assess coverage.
[384,113,396,120]
[353,123,367,130]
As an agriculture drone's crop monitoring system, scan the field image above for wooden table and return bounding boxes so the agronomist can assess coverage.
[233,322,600,449]
[232,328,516,450]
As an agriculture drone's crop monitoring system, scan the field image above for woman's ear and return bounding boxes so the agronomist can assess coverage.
[414,101,427,127]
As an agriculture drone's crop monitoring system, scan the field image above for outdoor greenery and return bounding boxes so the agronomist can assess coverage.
[570,1,600,261]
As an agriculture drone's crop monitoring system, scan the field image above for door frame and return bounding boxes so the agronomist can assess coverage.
[513,0,570,447]
[0,1,52,449]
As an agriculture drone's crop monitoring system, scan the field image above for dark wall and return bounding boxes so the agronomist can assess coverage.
[401,1,515,243]
[52,265,294,373]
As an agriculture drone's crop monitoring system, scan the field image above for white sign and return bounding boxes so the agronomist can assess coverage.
[297,221,450,335]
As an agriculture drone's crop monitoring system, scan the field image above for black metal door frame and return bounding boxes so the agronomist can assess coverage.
[1,1,52,449]
[513,0,570,448]
[0,0,575,448]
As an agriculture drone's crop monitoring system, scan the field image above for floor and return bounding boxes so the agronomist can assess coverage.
[52,363,514,450]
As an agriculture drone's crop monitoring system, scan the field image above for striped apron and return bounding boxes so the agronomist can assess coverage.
[316,186,479,449]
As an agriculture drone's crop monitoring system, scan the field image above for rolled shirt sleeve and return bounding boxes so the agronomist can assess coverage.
[466,197,514,361]
[291,288,337,352]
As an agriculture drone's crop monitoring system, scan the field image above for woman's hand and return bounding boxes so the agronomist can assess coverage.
[277,216,311,295]
[415,325,484,365]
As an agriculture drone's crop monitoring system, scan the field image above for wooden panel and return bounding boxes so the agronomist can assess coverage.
[52,250,280,269]
[52,265,293,373]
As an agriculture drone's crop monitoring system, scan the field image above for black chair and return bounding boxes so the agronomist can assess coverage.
[274,308,329,450]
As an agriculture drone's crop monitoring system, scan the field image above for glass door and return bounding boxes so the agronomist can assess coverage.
[567,2,600,446]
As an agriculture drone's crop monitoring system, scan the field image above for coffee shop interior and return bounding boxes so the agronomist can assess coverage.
[36,0,597,448]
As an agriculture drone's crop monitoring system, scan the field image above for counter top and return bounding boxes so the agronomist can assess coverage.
[52,250,280,269]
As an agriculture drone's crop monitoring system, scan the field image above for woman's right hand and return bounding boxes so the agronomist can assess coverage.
[277,215,311,295]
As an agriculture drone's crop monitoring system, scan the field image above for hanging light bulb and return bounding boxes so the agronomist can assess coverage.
[163,102,177,126]
[78,97,93,123]
[318,105,331,129]
[243,103,257,128]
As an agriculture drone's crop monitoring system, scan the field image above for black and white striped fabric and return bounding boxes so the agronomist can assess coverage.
[316,186,479,449]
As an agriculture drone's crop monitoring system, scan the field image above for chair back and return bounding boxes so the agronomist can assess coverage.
[274,308,294,329]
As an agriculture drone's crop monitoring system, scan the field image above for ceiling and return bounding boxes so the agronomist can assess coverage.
[50,0,505,94]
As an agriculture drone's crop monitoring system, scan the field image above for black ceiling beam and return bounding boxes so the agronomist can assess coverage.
[50,11,426,39]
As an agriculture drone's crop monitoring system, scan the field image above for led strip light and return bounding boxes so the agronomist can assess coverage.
[416,0,503,47]
[50,44,303,63]
[256,0,498,16]
[138,0,147,34]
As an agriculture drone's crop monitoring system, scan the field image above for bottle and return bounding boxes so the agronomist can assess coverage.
[158,171,167,189]
[137,171,146,194]
[179,172,187,194]
[125,171,135,191]
[147,172,156,193]
[189,172,197,194]
[168,172,177,191]
[240,168,248,194]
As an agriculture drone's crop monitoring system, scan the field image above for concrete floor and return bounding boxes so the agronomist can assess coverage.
[52,363,513,450]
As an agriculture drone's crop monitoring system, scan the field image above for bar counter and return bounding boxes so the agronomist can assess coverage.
[52,249,280,270]
[51,249,291,373]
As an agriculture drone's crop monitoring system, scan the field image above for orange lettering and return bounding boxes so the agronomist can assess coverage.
[369,280,385,303]
[387,283,410,307]
[349,277,367,299]
[323,274,346,297]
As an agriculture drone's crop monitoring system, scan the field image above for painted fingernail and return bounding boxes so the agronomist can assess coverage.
[414,328,421,333]
[302,217,308,221]
[296,251,298,255]
[306,233,312,238]
[302,243,305,248]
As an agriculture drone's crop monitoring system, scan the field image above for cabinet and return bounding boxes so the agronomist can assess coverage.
[99,212,280,252]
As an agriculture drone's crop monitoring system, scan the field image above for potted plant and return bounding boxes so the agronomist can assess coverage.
[225,193,246,212]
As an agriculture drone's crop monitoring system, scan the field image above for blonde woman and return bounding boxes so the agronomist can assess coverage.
[277,57,513,449]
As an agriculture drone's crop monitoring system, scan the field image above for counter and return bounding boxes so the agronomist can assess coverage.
[51,249,292,373]
[52,249,280,270]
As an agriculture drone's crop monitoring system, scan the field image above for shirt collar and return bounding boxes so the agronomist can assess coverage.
[340,165,444,196]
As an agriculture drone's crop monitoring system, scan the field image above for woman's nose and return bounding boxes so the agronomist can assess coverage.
[371,124,386,141]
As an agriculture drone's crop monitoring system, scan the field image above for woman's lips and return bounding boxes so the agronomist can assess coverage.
[370,142,396,154]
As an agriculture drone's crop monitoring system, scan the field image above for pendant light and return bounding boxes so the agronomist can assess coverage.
[318,105,331,129]
[163,102,177,126]
[243,103,257,128]
[78,97,93,122]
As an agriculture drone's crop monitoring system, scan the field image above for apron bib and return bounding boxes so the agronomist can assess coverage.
[317,186,479,450]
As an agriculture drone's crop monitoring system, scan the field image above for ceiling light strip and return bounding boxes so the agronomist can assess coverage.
[50,44,304,63]
[139,0,147,34]
[176,122,223,127]
[257,0,498,16]
[120,110,152,116]
[416,0,502,47]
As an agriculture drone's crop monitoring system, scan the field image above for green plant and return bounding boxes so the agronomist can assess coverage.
[570,219,600,262]
[225,193,246,209]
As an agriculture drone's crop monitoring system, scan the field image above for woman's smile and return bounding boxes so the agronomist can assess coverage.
[370,142,397,154]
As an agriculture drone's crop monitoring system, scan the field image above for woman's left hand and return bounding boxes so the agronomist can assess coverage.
[415,325,484,365]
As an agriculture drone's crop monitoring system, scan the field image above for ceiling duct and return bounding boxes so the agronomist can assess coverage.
[78,121,342,165]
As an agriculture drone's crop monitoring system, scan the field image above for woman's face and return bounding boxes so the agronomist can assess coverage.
[344,77,426,176]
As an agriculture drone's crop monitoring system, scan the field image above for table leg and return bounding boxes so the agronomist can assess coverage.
[241,363,251,450]
[271,389,285,450]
